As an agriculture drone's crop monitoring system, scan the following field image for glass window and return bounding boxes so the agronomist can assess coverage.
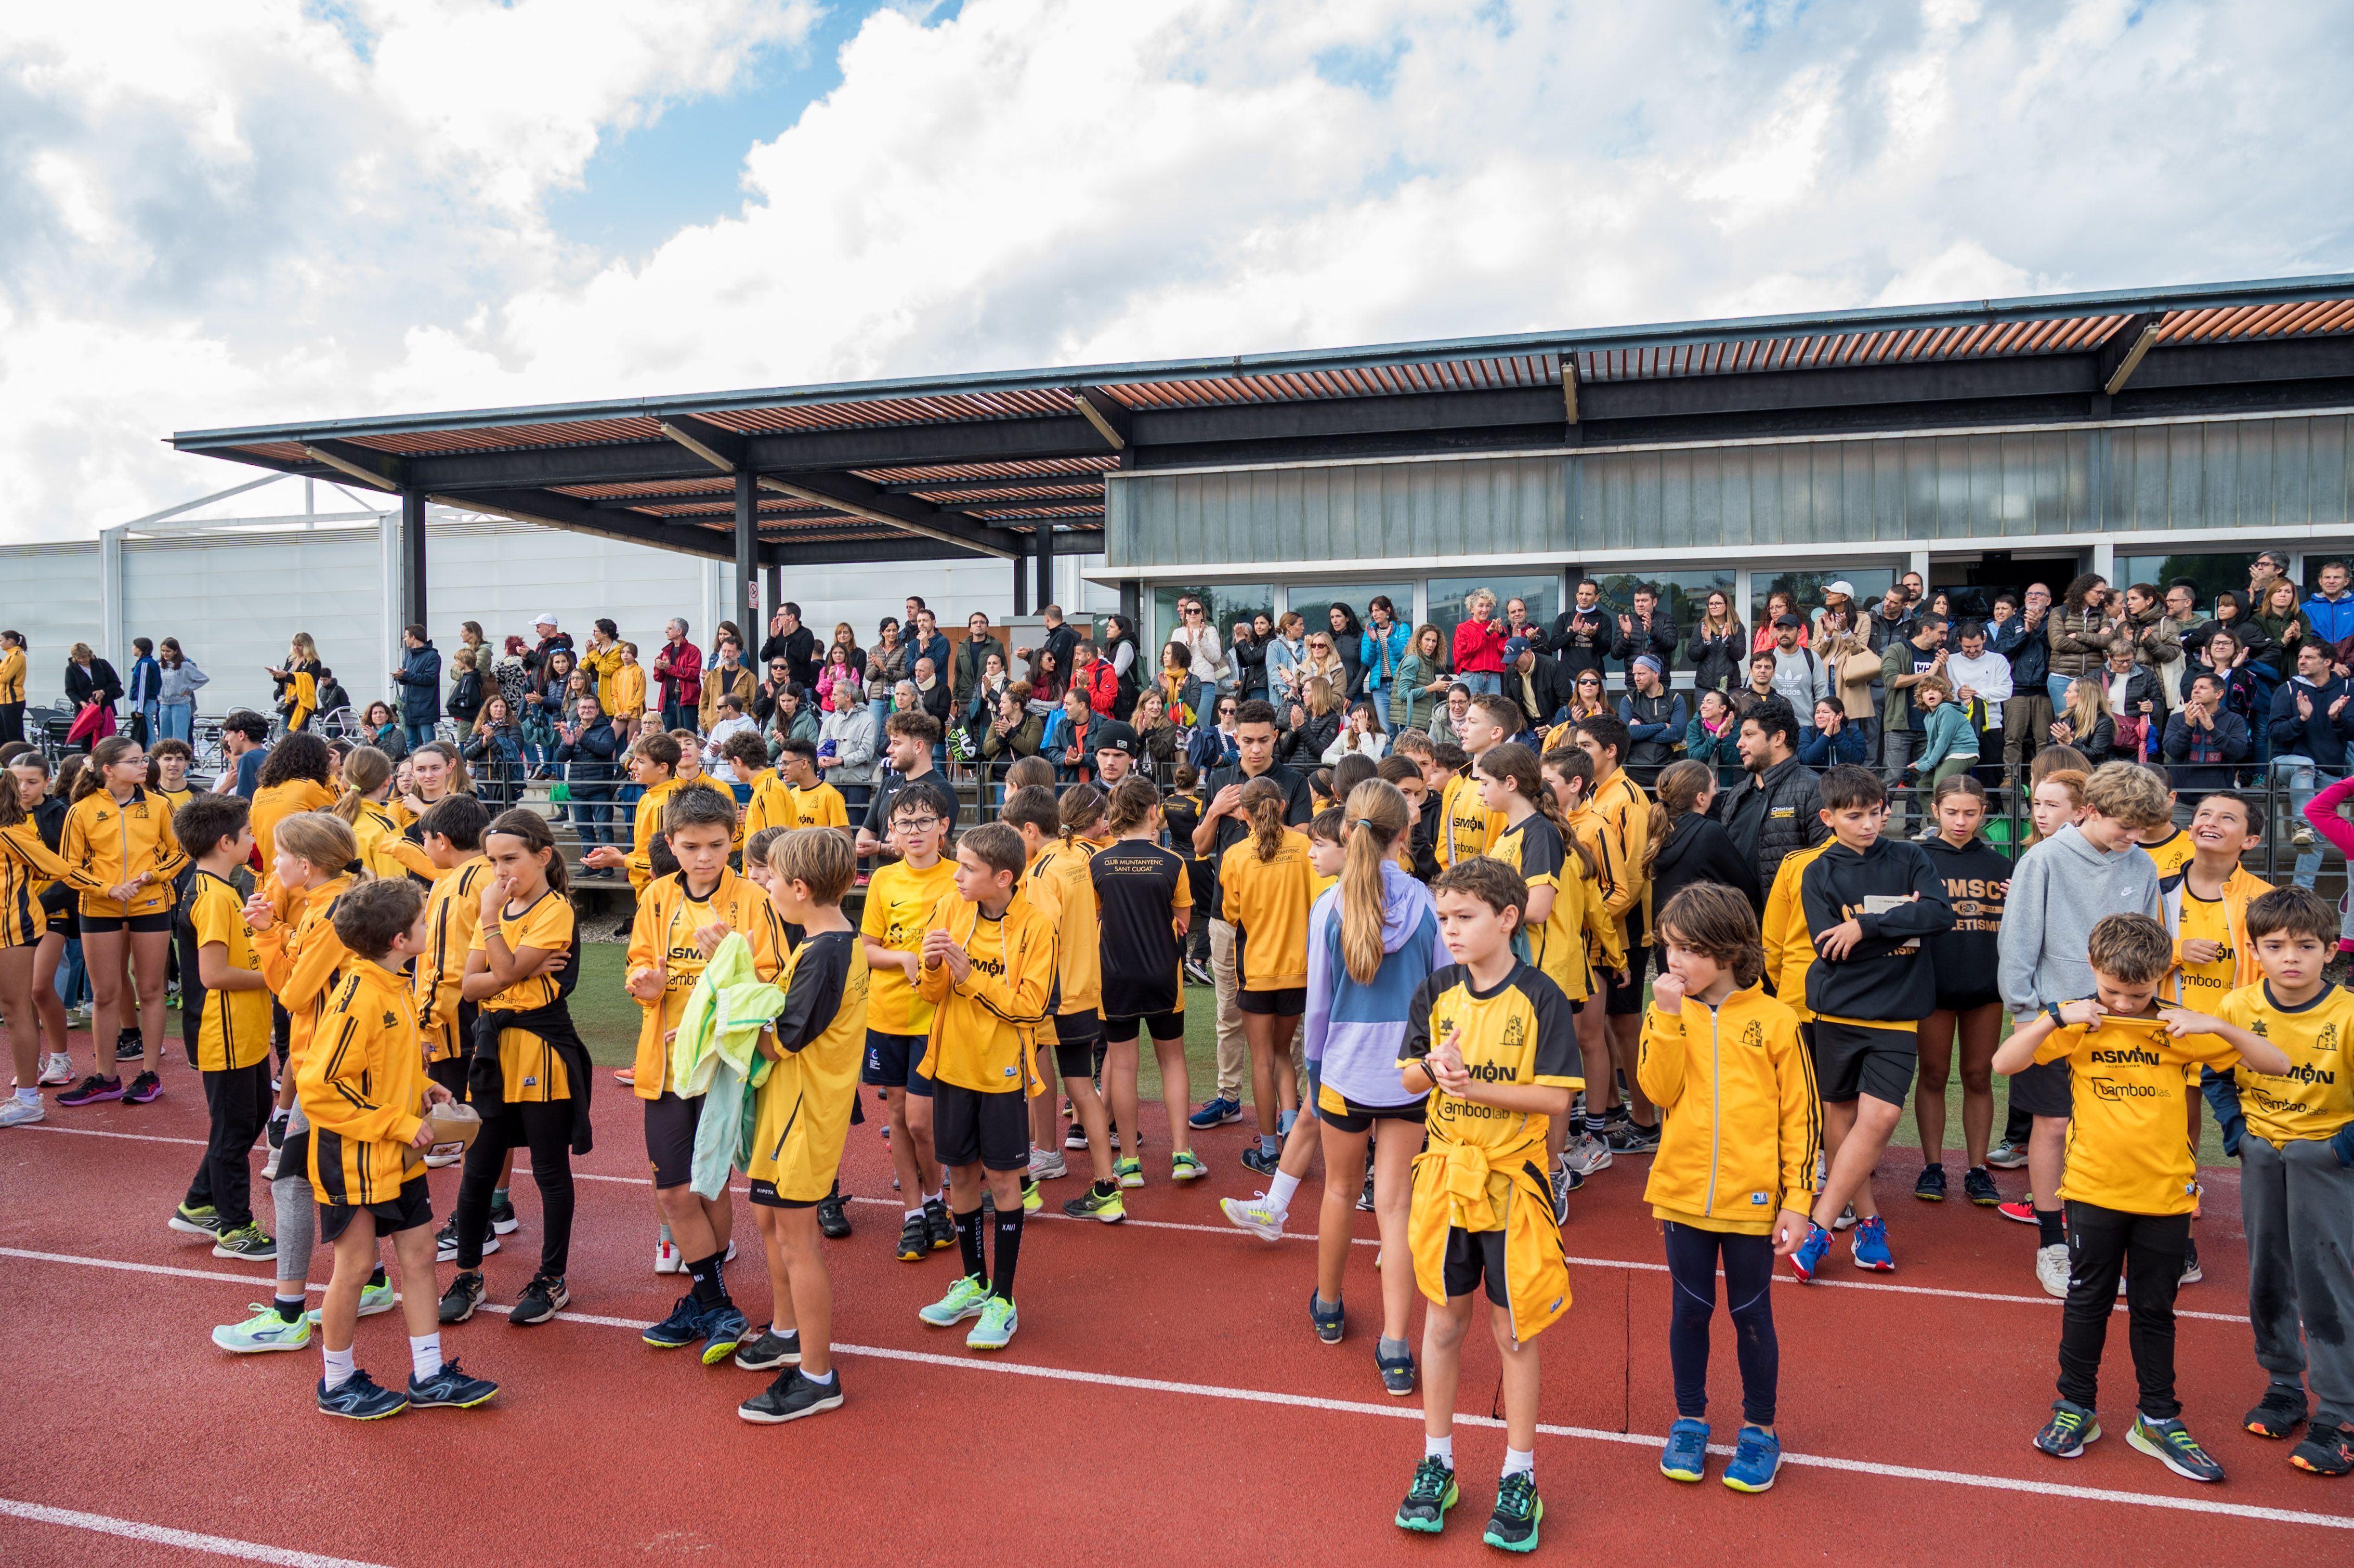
[1585,569,1733,682]
[1752,567,1894,645]
[1153,584,1273,660]
[1287,583,1416,651]
[2116,552,2260,616]
[1429,574,1560,649]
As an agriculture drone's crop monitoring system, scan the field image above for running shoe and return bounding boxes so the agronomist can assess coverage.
[2033,1399,2100,1458]
[308,1278,395,1323]
[1394,1456,1458,1533]
[1240,1145,1281,1176]
[0,1099,42,1128]
[1789,1223,1831,1283]
[1830,1203,1859,1231]
[1358,1170,1376,1213]
[1309,1289,1345,1344]
[656,1236,681,1273]
[1996,1197,2041,1225]
[1562,1131,1612,1177]
[2129,1415,2225,1482]
[1659,1418,1709,1482]
[169,1202,223,1237]
[2179,1236,2202,1285]
[966,1295,1018,1351]
[509,1273,568,1326]
[1184,958,1214,988]
[2035,1244,2070,1299]
[1483,1472,1541,1553]
[643,1293,709,1350]
[115,1030,145,1063]
[435,1217,498,1263]
[213,1303,311,1353]
[1986,1138,2030,1170]
[1169,1149,1209,1182]
[697,1303,748,1365]
[1962,1167,2002,1206]
[919,1274,992,1328]
[259,1145,282,1181]
[1028,1146,1068,1181]
[1605,1120,1659,1155]
[923,1197,954,1251]
[816,1190,851,1239]
[1021,1179,1041,1214]
[896,1213,931,1261]
[38,1053,72,1087]
[1722,1426,1781,1493]
[612,1066,637,1087]
[739,1368,843,1424]
[1063,1183,1127,1223]
[1063,1120,1091,1151]
[408,1359,499,1409]
[1913,1163,1946,1201]
[211,1224,277,1261]
[1850,1214,1893,1272]
[2291,1423,2354,1475]
[317,1368,407,1420]
[734,1325,801,1371]
[1188,1094,1241,1129]
[438,1271,486,1324]
[1549,1164,1577,1218]
[1376,1345,1416,1397]
[1115,1156,1145,1190]
[489,1196,520,1235]
[1220,1193,1286,1240]
[422,1148,462,1169]
[2245,1387,2309,1439]
[123,1071,162,1105]
[56,1075,123,1107]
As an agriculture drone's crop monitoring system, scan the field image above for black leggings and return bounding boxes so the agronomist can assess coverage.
[454,1101,574,1278]
[2058,1200,2189,1420]
[1663,1221,1779,1427]
[185,1061,270,1230]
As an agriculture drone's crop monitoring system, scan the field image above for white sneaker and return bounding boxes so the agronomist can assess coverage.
[1219,1194,1286,1241]
[0,1097,45,1128]
[725,1238,737,1264]
[1831,1204,1859,1232]
[2293,826,2317,848]
[260,1147,282,1181]
[1985,1139,2030,1170]
[656,1237,681,1274]
[1562,1131,1613,1177]
[1027,1145,1069,1181]
[2036,1244,2069,1299]
[38,1054,72,1087]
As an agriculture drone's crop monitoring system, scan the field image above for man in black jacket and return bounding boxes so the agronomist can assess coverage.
[1610,585,1679,692]
[1988,583,2053,788]
[1551,577,1613,685]
[758,602,819,689]
[1715,698,1827,903]
[1503,637,1568,737]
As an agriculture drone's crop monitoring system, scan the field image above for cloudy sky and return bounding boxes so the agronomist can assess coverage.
[3,0,2348,542]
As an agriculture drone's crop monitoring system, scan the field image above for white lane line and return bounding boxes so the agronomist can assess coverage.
[10,1244,2336,1535]
[21,1121,205,1145]
[0,1246,325,1292]
[0,1497,396,1567]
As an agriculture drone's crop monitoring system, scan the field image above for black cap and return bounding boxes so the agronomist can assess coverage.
[1773,614,1802,629]
[1092,721,1138,757]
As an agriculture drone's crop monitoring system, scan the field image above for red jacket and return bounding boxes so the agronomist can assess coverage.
[1075,658,1119,718]
[652,638,702,708]
[1453,616,1509,676]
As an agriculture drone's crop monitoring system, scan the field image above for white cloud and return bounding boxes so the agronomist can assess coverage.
[0,0,2349,542]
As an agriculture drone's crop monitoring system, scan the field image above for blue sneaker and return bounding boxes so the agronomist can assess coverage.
[1790,1223,1831,1283]
[317,1368,407,1420]
[1722,1425,1781,1492]
[697,1302,749,1366]
[1188,1095,1241,1130]
[1850,1214,1894,1272]
[408,1358,499,1410]
[1660,1418,1709,1482]
[643,1292,706,1350]
[1309,1289,1345,1344]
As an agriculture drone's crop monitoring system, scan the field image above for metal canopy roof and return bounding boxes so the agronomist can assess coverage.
[169,273,2354,570]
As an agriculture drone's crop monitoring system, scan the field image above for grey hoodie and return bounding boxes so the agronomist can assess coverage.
[1995,822,2162,1013]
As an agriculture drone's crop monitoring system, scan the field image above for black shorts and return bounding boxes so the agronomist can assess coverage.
[425,1057,469,1097]
[1105,1010,1185,1044]
[80,910,174,935]
[1604,922,1644,1015]
[861,1029,934,1096]
[1239,985,1306,1017]
[1051,1009,1103,1079]
[1811,1020,1918,1106]
[1315,1080,1427,1136]
[747,1179,819,1210]
[318,1176,431,1243]
[2007,1060,2073,1119]
[933,1080,1031,1172]
[1440,1225,1513,1310]
[643,1091,703,1190]
[1932,992,2003,1016]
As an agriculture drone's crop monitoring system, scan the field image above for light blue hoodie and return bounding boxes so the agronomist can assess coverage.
[1303,860,1448,1110]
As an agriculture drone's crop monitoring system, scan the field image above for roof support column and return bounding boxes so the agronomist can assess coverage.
[764,561,782,630]
[1013,544,1030,617]
[1119,579,1141,632]
[1034,527,1053,616]
[734,469,758,656]
[399,490,428,634]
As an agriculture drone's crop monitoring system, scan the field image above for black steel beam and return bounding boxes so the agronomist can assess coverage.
[877,478,1107,496]
[443,488,740,563]
[1128,386,1564,448]
[658,413,750,473]
[759,471,1020,560]
[734,470,758,652]
[399,490,427,631]
[303,438,404,492]
[767,528,1100,569]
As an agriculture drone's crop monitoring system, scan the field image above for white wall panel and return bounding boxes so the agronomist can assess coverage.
[123,529,386,715]
[1,543,101,706]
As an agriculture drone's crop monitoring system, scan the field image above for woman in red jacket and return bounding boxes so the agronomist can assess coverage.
[1450,588,1509,697]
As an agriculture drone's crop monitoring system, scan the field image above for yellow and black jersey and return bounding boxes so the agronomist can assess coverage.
[256,872,356,1072]
[415,856,490,1063]
[1220,829,1314,992]
[2215,981,2354,1145]
[1563,801,1629,963]
[251,779,336,870]
[2032,1013,2237,1215]
[786,780,849,832]
[152,785,194,816]
[62,786,187,919]
[2161,865,2269,1005]
[183,870,272,1071]
[298,962,427,1206]
[623,777,683,893]
[2139,827,2195,881]
[860,856,957,1036]
[1401,961,1582,1180]
[742,778,797,840]
[1589,770,1649,921]
[1437,772,1505,870]
[1029,836,1103,1018]
[473,890,579,1103]
[915,893,1057,1096]
[1091,838,1192,1020]
[1489,813,1619,1004]
[627,868,790,1097]
[0,819,91,946]
[276,661,319,731]
[1760,839,1834,1022]
[0,647,22,705]
[354,800,436,882]
[743,930,870,1201]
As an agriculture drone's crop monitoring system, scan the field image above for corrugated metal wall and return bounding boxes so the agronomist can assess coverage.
[1106,412,2354,566]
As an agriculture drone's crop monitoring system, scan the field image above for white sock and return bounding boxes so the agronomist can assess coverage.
[321,1344,355,1390]
[410,1332,442,1380]
[1267,1170,1302,1214]
[1425,1433,1454,1466]
[802,1366,835,1386]
[15,1087,36,1107]
[904,1207,924,1223]
[1502,1447,1535,1479]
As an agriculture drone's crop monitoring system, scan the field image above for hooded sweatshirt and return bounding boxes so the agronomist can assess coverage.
[1303,860,1448,1109]
[1798,836,1954,1025]
[1995,822,2162,1013]
[1921,833,2010,1010]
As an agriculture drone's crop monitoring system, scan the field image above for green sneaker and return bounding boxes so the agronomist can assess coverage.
[1483,1472,1542,1553]
[210,1223,278,1261]
[1021,1179,1042,1215]
[1116,1157,1144,1190]
[1395,1455,1458,1533]
[169,1202,221,1237]
[213,1302,311,1353]
[306,1280,396,1326]
[919,1274,992,1328]
[966,1294,1018,1351]
[1170,1151,1209,1182]
[1062,1182,1127,1222]
[2129,1415,2226,1482]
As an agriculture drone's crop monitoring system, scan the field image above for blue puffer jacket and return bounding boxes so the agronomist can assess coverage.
[394,642,441,724]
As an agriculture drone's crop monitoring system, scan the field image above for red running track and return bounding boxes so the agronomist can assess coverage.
[2,1040,2349,1565]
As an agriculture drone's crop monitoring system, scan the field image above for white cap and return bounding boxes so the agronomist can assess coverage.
[533,613,558,629]
[1824,581,1855,598]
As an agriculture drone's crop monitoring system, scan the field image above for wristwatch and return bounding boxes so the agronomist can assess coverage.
[2045,1002,2067,1029]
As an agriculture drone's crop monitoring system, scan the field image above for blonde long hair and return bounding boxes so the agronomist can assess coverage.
[273,811,365,881]
[1337,780,1409,984]
[331,746,396,822]
[2062,676,2112,736]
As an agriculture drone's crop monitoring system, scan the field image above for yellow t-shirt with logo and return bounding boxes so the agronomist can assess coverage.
[860,857,957,1036]
[2032,1013,2237,1214]
[471,890,579,1102]
[1438,773,1505,869]
[185,870,273,1071]
[2215,981,2354,1145]
[786,780,849,831]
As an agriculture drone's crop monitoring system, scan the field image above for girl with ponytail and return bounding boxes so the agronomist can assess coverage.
[1639,757,1758,977]
[332,745,437,881]
[1219,776,1312,1171]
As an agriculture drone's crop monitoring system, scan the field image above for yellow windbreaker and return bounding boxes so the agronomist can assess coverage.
[1637,983,1820,1235]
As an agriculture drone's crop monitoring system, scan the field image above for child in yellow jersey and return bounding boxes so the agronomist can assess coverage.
[860,781,960,1259]
[1568,712,1655,1153]
[1994,913,2287,1479]
[583,730,681,891]
[629,785,790,1360]
[330,747,438,881]
[736,828,870,1424]
[1222,776,1314,1167]
[0,769,93,1121]
[2135,772,2194,879]
[446,810,584,1329]
[169,796,277,1258]
[912,822,1056,1352]
[1394,856,1576,1551]
[612,642,647,741]
[2159,789,2269,1190]
[1639,883,1817,1493]
[59,735,188,1102]
[303,877,500,1419]
[411,795,493,1102]
[1436,695,1516,868]
[773,737,849,839]
[1025,785,1115,1196]
[721,729,783,829]
[2201,887,2354,1474]
[1542,743,1636,1179]
[147,739,195,813]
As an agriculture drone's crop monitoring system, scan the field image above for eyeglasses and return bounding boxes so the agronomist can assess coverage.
[893,816,941,832]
